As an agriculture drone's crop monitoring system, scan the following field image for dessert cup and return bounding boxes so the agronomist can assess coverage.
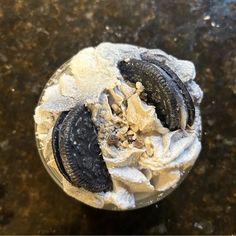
[34,43,203,210]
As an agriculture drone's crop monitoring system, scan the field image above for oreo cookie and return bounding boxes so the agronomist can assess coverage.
[52,105,113,193]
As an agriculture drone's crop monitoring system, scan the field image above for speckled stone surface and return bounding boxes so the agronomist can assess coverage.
[0,0,235,234]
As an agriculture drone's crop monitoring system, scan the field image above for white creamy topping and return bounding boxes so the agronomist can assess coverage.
[34,42,203,210]
[109,167,154,192]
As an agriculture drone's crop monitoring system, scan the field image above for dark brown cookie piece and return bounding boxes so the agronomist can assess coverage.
[140,54,195,127]
[59,105,113,193]
[118,59,186,130]
[52,111,71,181]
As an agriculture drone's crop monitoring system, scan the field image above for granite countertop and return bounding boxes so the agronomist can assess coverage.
[0,0,235,234]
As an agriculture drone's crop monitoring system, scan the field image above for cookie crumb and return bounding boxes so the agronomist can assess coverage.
[107,135,119,147]
[121,140,129,148]
[111,104,121,114]
[133,138,144,149]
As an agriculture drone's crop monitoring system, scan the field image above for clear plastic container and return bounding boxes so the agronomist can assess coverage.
[35,60,194,211]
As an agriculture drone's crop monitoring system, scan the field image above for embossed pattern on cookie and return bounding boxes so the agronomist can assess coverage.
[118,58,195,130]
[53,105,113,192]
[140,54,195,127]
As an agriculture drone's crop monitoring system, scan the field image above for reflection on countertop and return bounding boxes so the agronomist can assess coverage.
[0,0,235,234]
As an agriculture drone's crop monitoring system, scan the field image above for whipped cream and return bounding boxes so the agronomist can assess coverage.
[34,42,203,210]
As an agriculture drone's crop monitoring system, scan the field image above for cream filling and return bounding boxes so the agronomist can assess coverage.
[34,42,203,210]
